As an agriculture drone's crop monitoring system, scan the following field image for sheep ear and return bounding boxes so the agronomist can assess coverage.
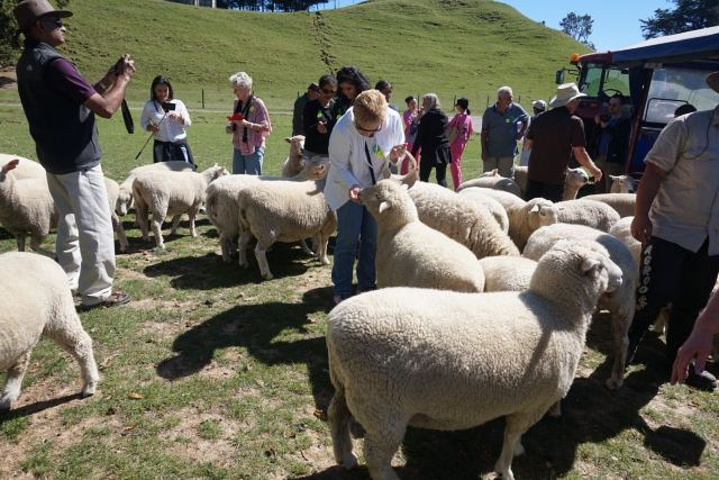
[2,159,19,173]
[581,257,601,276]
[378,201,392,214]
[529,205,540,213]
[284,137,291,143]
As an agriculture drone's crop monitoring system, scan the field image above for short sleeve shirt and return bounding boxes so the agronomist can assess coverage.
[482,103,528,157]
[646,107,719,255]
[44,58,97,105]
[526,107,586,185]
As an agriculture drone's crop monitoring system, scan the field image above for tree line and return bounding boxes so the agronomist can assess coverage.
[168,0,330,11]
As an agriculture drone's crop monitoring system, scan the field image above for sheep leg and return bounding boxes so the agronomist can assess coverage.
[15,234,26,252]
[317,234,330,265]
[45,315,100,399]
[495,410,543,480]
[237,230,253,268]
[135,198,150,242]
[112,212,129,253]
[254,238,275,280]
[328,388,357,470]
[607,308,632,390]
[187,208,199,238]
[362,415,406,480]
[0,351,32,411]
[151,204,168,249]
[299,239,314,256]
[29,235,56,259]
[170,214,183,236]
[220,232,237,263]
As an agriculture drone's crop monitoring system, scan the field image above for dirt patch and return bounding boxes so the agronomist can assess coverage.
[0,68,17,91]
[160,408,241,466]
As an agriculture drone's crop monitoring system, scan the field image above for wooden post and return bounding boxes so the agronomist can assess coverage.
[201,89,205,109]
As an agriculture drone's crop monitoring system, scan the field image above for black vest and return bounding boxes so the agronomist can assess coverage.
[16,40,101,174]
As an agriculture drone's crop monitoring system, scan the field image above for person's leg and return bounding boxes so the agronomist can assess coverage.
[497,156,514,178]
[232,148,246,174]
[332,201,363,300]
[483,156,499,174]
[435,162,448,188]
[545,183,564,203]
[450,144,463,190]
[419,158,432,182]
[46,172,81,291]
[152,140,163,163]
[245,147,265,175]
[524,179,544,201]
[356,206,378,292]
[627,237,688,363]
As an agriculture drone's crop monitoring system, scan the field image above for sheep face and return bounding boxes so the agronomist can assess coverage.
[566,168,589,190]
[116,189,133,216]
[360,180,414,222]
[300,156,329,181]
[609,175,637,193]
[285,135,306,157]
[525,198,555,230]
[537,205,561,227]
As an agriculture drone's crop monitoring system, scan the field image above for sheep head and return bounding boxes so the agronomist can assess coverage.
[481,168,500,178]
[360,179,418,225]
[563,168,589,200]
[609,174,636,193]
[526,198,554,230]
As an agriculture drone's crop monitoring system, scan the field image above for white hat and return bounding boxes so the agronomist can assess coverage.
[550,83,587,108]
[532,99,547,111]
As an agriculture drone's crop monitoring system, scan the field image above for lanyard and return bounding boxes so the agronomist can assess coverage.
[364,141,376,185]
[235,95,254,143]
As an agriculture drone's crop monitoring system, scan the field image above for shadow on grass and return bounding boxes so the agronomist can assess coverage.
[0,393,83,422]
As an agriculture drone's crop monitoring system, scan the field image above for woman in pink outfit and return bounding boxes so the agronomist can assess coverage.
[400,95,420,174]
[447,97,473,190]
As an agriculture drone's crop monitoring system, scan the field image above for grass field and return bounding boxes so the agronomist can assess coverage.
[2,1,719,479]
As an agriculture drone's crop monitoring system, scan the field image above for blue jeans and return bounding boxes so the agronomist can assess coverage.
[331,200,377,298]
[232,147,264,174]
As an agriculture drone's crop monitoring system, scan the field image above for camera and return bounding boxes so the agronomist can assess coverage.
[162,102,176,113]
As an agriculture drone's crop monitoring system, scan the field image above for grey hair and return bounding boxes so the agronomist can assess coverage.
[229,72,253,90]
[422,93,440,111]
[497,86,513,98]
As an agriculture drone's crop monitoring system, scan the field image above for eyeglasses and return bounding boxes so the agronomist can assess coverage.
[42,18,63,29]
[354,120,383,135]
[321,88,336,95]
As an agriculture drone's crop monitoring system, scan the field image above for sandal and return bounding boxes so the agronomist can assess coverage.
[78,291,131,311]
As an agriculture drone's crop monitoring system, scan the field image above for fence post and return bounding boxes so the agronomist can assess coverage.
[201,89,205,109]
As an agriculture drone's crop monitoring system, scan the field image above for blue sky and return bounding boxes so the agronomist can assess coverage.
[321,0,674,52]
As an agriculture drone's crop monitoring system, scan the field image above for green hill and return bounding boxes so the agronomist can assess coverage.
[14,0,589,110]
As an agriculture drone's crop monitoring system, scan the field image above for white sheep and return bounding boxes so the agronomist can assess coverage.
[326,241,622,480]
[535,199,620,233]
[457,169,523,197]
[116,161,195,217]
[104,177,129,253]
[205,157,328,263]
[0,153,46,180]
[0,159,56,256]
[561,167,591,200]
[608,216,641,266]
[461,187,526,212]
[582,193,636,218]
[132,165,228,249]
[237,178,337,280]
[408,181,520,258]
[506,197,554,251]
[609,174,637,193]
[513,165,528,195]
[524,223,638,389]
[478,255,537,292]
[280,135,306,178]
[360,174,485,292]
[0,252,99,410]
[458,188,510,233]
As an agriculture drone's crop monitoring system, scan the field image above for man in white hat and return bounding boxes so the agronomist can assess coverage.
[13,0,136,309]
[523,83,601,202]
[628,71,719,391]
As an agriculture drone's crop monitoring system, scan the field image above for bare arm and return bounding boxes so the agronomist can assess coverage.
[572,146,602,181]
[672,288,719,383]
[630,162,666,244]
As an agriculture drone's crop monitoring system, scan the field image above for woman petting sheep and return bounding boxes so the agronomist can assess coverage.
[324,89,406,305]
[226,71,272,174]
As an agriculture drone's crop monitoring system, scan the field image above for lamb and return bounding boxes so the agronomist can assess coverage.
[478,256,537,292]
[407,181,520,258]
[582,193,636,218]
[237,178,337,280]
[104,177,129,253]
[280,135,306,178]
[326,241,622,480]
[458,188,510,233]
[132,165,228,249]
[116,160,195,217]
[506,197,554,251]
[524,223,638,389]
[205,157,328,263]
[360,174,485,292]
[535,199,620,233]
[456,169,523,197]
[0,159,56,256]
[0,252,99,411]
[0,153,46,180]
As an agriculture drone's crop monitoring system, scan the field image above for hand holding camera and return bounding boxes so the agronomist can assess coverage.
[110,54,136,81]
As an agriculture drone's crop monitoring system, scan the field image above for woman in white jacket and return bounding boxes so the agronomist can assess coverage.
[140,75,194,167]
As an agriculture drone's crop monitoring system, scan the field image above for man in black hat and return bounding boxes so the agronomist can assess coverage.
[13,0,136,309]
[292,82,320,136]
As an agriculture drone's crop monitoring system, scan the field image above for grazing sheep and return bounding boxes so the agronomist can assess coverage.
[0,159,56,256]
[535,199,620,233]
[582,193,636,218]
[457,169,523,197]
[0,252,99,411]
[133,165,228,249]
[561,167,590,200]
[326,241,622,480]
[116,161,195,217]
[0,153,46,180]
[360,174,485,292]
[524,223,638,389]
[458,188,510,233]
[206,157,328,263]
[478,256,537,292]
[280,135,306,178]
[237,178,337,280]
[408,181,520,258]
[104,177,129,253]
[506,197,554,251]
[609,174,637,193]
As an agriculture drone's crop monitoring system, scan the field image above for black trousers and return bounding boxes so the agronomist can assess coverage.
[153,140,195,167]
[628,236,719,366]
[419,160,447,188]
[525,179,563,202]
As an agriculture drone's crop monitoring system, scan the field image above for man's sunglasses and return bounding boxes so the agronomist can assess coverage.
[42,17,64,29]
